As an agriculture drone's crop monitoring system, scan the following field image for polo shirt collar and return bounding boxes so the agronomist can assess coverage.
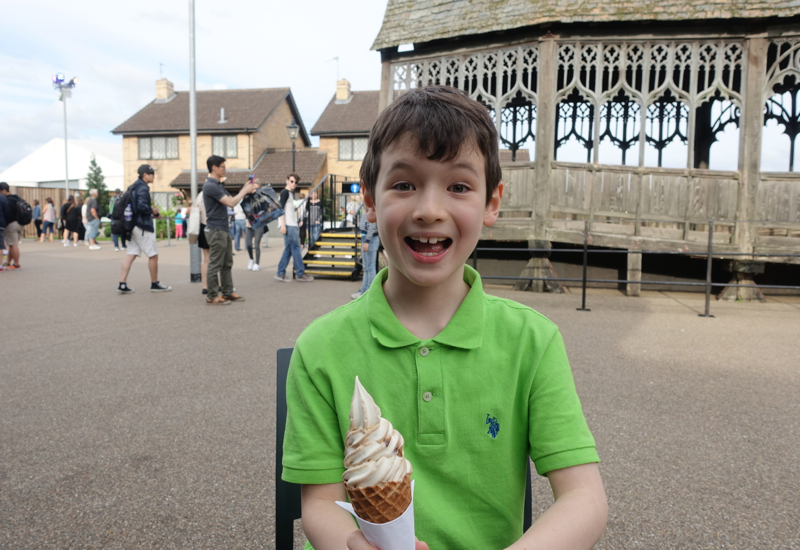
[365,265,485,350]
[207,177,221,184]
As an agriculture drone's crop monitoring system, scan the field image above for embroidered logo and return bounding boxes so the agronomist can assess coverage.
[485,414,500,439]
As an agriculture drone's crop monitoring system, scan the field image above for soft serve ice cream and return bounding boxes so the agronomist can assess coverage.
[342,376,413,523]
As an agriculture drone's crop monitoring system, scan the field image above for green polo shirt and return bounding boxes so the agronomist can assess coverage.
[283,266,598,549]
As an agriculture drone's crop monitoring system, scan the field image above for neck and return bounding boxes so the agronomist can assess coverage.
[382,265,469,340]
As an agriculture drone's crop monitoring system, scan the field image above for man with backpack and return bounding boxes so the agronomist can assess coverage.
[0,181,32,270]
[116,165,171,294]
[0,182,9,272]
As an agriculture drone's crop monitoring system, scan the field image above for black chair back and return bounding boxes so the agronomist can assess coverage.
[275,347,533,548]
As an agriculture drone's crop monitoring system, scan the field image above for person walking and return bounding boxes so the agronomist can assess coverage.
[117,165,171,294]
[0,182,22,270]
[108,189,127,251]
[202,155,256,305]
[232,202,246,251]
[32,200,42,239]
[85,188,102,250]
[351,203,380,300]
[60,197,72,244]
[306,190,324,249]
[65,196,82,246]
[0,182,8,272]
[39,197,56,242]
[275,173,313,282]
[245,218,265,272]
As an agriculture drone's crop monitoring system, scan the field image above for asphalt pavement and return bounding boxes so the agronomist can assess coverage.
[1,238,799,549]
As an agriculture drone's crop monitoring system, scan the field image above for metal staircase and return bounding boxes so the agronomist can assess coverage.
[302,229,363,280]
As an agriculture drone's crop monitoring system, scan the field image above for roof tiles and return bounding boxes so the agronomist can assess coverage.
[310,92,381,135]
[372,0,800,50]
[113,89,290,134]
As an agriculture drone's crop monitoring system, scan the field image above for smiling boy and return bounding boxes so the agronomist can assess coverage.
[282,87,607,550]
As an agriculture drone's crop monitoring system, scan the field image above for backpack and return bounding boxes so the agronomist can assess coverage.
[7,195,33,226]
[110,185,136,237]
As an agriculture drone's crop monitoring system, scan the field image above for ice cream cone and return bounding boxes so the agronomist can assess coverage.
[346,473,412,524]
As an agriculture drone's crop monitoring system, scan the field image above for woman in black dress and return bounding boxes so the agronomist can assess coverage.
[65,197,82,247]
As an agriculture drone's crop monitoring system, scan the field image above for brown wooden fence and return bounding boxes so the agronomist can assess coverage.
[9,186,71,239]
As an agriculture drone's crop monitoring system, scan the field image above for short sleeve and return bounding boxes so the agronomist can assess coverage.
[528,331,599,475]
[279,189,290,210]
[203,180,224,203]
[281,345,347,485]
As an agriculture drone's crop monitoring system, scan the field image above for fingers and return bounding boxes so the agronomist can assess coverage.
[415,542,430,550]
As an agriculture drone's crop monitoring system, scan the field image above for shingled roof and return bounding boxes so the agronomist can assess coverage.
[372,0,800,50]
[310,91,380,135]
[113,88,311,145]
[169,149,327,189]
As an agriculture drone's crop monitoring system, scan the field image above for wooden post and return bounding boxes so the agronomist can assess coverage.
[626,250,642,297]
[378,50,393,112]
[533,36,557,242]
[737,37,768,253]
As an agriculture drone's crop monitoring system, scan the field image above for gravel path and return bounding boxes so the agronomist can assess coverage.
[1,239,798,549]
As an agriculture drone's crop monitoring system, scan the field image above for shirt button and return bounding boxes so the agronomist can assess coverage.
[419,347,430,357]
[422,391,433,402]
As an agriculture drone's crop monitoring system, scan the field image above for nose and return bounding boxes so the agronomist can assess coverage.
[412,188,446,224]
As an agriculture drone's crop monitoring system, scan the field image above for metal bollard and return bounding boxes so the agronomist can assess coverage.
[577,220,591,312]
[166,217,172,247]
[699,221,715,318]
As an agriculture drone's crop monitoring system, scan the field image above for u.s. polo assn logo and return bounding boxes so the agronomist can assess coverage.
[485,414,500,439]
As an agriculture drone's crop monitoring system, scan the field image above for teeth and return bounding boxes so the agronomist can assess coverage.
[411,237,440,244]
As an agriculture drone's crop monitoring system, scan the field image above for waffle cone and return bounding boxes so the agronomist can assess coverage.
[345,473,412,524]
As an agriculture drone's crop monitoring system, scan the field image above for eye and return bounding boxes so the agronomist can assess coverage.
[449,182,470,194]
[392,181,414,192]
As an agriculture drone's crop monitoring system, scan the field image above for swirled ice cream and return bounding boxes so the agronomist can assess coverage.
[343,376,412,489]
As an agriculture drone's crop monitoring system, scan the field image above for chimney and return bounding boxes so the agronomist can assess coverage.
[335,79,352,103]
[218,108,227,123]
[155,78,174,100]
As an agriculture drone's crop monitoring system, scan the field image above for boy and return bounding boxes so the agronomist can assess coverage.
[282,87,607,550]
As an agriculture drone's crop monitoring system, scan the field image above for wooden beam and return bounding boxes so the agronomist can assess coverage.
[737,37,768,253]
[533,36,557,240]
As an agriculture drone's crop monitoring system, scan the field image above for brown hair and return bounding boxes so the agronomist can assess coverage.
[359,86,501,204]
[287,173,300,183]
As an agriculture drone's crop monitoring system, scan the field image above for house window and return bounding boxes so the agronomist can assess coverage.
[212,135,238,158]
[338,137,368,161]
[138,136,179,160]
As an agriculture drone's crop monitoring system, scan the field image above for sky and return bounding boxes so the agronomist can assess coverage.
[0,0,388,173]
[0,0,793,175]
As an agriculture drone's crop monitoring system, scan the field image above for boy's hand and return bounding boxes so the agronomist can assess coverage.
[362,241,369,252]
[346,531,429,550]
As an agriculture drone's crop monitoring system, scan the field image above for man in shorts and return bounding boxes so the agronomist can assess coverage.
[0,182,22,270]
[0,182,9,272]
[117,165,171,294]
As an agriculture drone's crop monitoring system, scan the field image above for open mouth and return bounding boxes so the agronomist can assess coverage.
[405,236,453,257]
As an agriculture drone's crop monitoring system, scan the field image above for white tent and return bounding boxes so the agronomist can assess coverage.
[0,138,123,191]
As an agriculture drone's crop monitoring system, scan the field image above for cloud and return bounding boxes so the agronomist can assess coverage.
[0,0,388,172]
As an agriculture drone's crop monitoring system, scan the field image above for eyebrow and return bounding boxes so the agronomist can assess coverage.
[385,159,480,176]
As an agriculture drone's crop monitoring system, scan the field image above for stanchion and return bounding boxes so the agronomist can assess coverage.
[699,220,715,318]
[577,220,591,312]
[166,217,172,247]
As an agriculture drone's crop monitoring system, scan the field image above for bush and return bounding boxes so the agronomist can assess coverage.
[155,208,177,239]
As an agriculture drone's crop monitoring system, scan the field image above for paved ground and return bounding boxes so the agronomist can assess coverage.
[1,238,799,549]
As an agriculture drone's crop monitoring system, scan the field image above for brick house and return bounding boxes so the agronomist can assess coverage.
[112,79,322,202]
[311,79,380,184]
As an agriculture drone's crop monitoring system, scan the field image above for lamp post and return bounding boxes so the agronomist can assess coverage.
[52,73,77,197]
[286,118,299,172]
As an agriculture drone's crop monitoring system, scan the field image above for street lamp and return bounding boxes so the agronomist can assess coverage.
[286,118,299,172]
[52,73,78,197]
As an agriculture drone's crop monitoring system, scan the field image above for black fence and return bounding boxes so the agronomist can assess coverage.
[472,220,800,317]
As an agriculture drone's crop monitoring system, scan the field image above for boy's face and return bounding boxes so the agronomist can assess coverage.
[363,134,502,290]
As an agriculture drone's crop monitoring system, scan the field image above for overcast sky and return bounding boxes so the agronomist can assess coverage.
[0,0,388,173]
[0,1,793,174]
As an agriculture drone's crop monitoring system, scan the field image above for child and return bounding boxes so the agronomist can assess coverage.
[282,87,607,550]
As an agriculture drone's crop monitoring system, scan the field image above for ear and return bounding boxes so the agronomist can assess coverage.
[483,182,503,227]
[362,185,377,223]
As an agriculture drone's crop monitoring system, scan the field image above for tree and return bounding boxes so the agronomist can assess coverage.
[84,154,110,215]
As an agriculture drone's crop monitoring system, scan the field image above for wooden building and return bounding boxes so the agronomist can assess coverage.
[372,0,800,295]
